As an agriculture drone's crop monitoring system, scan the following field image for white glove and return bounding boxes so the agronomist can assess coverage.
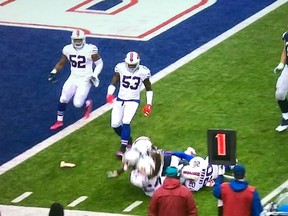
[107,170,118,178]
[274,62,285,74]
[218,165,225,176]
[205,179,215,187]
[91,76,100,87]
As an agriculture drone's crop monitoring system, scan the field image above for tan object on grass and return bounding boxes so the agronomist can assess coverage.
[60,161,76,168]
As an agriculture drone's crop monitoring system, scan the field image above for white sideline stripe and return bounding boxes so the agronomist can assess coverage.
[223,174,234,180]
[0,103,113,176]
[123,201,143,212]
[261,180,288,206]
[67,196,88,207]
[0,0,287,215]
[10,192,33,203]
[0,205,137,216]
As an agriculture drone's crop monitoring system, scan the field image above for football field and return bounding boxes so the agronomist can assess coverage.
[0,0,288,215]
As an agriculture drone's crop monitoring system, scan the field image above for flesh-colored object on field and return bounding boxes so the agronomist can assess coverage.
[60,161,76,168]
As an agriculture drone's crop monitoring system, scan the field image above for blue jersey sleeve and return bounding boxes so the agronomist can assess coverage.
[251,190,263,216]
[171,152,194,162]
[213,175,224,199]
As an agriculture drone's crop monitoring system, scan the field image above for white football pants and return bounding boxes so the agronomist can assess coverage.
[276,65,288,100]
[111,100,139,128]
[60,75,92,108]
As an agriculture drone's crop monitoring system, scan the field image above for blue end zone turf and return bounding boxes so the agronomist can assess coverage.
[88,0,122,10]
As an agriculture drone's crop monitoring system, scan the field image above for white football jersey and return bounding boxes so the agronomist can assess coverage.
[115,63,151,101]
[130,169,165,197]
[184,163,219,191]
[62,43,98,78]
[130,154,181,197]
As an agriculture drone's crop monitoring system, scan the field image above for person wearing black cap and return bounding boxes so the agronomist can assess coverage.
[148,166,198,216]
[213,164,263,216]
[48,202,64,216]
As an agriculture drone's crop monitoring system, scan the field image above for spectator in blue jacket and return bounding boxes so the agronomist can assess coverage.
[213,164,263,216]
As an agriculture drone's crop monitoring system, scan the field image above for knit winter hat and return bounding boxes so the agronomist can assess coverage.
[165,166,178,178]
[233,164,245,179]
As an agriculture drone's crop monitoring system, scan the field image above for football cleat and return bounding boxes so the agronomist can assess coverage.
[116,150,124,159]
[126,144,132,151]
[275,118,288,132]
[84,99,93,119]
[50,121,63,130]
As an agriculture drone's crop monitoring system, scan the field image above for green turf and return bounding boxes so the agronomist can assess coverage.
[1,3,288,216]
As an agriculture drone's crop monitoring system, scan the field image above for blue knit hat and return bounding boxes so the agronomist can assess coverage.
[233,164,245,179]
[165,166,178,178]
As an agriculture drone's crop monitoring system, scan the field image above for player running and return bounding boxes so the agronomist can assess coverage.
[106,52,153,158]
[48,29,103,130]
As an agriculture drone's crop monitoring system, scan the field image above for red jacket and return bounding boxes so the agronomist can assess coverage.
[221,182,255,216]
[148,178,198,216]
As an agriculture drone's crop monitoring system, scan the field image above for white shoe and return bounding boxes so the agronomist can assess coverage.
[276,125,288,132]
[275,118,288,132]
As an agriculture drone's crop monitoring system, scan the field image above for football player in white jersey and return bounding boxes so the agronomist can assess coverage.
[130,149,181,197]
[180,156,220,192]
[48,29,103,130]
[106,136,157,178]
[106,51,153,158]
[274,31,288,132]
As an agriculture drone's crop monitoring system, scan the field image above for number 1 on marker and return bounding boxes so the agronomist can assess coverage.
[216,133,226,156]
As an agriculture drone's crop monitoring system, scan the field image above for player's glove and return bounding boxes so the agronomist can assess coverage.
[274,62,285,74]
[205,179,215,187]
[179,159,189,166]
[90,76,100,87]
[106,94,115,103]
[218,165,225,176]
[48,71,57,83]
[107,170,118,178]
[143,104,152,117]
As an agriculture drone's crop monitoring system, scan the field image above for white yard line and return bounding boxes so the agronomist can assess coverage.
[0,205,137,216]
[67,196,88,207]
[0,0,287,215]
[123,201,143,212]
[11,192,33,203]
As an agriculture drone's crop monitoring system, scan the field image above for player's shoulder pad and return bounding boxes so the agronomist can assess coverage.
[62,44,73,53]
[87,43,98,49]
[282,32,288,41]
[139,65,151,76]
[140,64,150,72]
[87,44,98,52]
[114,62,125,73]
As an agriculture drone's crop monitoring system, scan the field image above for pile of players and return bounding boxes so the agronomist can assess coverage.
[109,136,288,216]
[111,136,232,197]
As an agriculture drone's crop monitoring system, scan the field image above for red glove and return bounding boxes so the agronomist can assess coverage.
[143,104,152,117]
[106,94,115,103]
